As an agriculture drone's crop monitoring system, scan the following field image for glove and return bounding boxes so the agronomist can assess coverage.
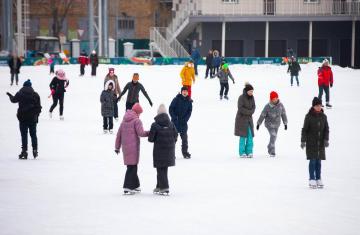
[330,83,333,88]
[6,92,11,97]
[115,150,119,155]
[324,141,329,148]
[301,142,306,149]
[284,124,287,130]
[256,124,259,130]
[149,101,153,107]
[51,89,55,95]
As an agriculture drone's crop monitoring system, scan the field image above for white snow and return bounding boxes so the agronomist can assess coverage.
[0,63,360,235]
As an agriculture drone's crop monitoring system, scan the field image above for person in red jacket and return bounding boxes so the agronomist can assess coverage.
[78,50,89,76]
[317,59,333,108]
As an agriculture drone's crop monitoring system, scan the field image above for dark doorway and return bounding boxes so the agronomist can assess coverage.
[340,39,351,67]
[312,39,328,57]
[356,39,360,68]
[264,0,275,15]
[255,40,265,57]
[269,40,286,57]
[297,39,309,57]
[212,40,244,57]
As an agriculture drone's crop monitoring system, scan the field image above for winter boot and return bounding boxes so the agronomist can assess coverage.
[182,152,191,159]
[33,150,38,159]
[224,95,229,100]
[309,180,317,189]
[316,179,324,188]
[19,151,28,160]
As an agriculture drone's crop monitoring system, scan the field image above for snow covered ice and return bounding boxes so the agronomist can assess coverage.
[1,63,360,235]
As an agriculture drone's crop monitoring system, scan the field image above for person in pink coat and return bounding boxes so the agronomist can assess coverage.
[115,103,149,195]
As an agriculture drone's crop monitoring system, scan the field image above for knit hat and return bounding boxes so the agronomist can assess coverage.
[270,91,279,100]
[312,97,322,107]
[222,63,229,70]
[181,86,188,92]
[132,73,139,81]
[108,68,115,72]
[323,59,329,65]
[23,79,32,87]
[55,69,66,80]
[132,103,143,115]
[157,104,167,115]
[244,83,254,92]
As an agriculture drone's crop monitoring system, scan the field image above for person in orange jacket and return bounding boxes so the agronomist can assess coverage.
[180,60,195,98]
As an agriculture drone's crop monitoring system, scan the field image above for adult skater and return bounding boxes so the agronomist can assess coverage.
[78,50,88,76]
[148,104,178,195]
[101,80,116,134]
[287,56,301,86]
[301,97,329,189]
[169,87,193,159]
[180,60,195,99]
[235,83,256,158]
[104,68,121,119]
[212,50,221,77]
[191,47,201,76]
[6,79,42,159]
[256,91,288,157]
[205,50,213,79]
[49,69,69,120]
[90,50,99,76]
[115,103,149,195]
[212,63,235,100]
[318,59,334,108]
[7,53,22,86]
[118,73,152,111]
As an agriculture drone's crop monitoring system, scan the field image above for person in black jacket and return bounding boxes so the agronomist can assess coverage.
[148,104,178,195]
[7,53,22,86]
[118,73,152,110]
[169,86,193,159]
[301,97,329,189]
[6,79,42,159]
[205,49,213,79]
[49,69,69,120]
[287,56,301,86]
[90,50,99,76]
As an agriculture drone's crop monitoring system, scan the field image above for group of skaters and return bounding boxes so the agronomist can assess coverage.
[77,50,99,77]
[5,51,334,193]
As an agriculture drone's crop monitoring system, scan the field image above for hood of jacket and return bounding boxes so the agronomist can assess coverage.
[154,113,171,127]
[123,110,139,122]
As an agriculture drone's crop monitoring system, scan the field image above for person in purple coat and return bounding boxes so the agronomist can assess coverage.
[115,103,149,195]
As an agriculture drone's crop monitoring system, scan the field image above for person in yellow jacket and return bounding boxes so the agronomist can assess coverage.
[180,60,195,98]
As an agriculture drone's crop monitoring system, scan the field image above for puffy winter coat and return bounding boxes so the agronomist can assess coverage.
[301,108,329,160]
[191,49,201,63]
[100,81,116,117]
[213,69,235,83]
[104,74,121,96]
[180,63,195,86]
[287,61,301,76]
[8,57,22,74]
[50,77,69,95]
[257,101,288,129]
[212,56,221,67]
[78,55,89,65]
[8,87,42,122]
[148,113,178,168]
[169,94,193,134]
[318,66,333,86]
[90,54,99,66]
[234,90,256,137]
[115,110,149,165]
[120,81,152,105]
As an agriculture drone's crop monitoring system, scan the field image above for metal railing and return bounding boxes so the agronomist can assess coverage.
[150,27,177,57]
[165,28,190,58]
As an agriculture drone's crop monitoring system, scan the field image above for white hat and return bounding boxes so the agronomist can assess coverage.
[323,59,329,65]
[157,104,167,115]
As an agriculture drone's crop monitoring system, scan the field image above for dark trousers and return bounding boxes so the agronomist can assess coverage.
[80,64,85,75]
[19,121,37,151]
[91,64,97,76]
[180,131,188,154]
[126,102,135,111]
[220,82,229,97]
[156,167,169,190]
[49,93,64,115]
[11,73,19,85]
[50,65,55,74]
[205,65,212,78]
[103,117,113,130]
[291,75,299,86]
[114,101,119,118]
[212,66,219,77]
[194,62,198,75]
[318,85,330,103]
[309,160,321,180]
[123,165,140,190]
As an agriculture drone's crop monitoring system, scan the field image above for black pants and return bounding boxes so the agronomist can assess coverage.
[212,66,219,77]
[50,65,55,74]
[19,121,37,151]
[194,62,198,75]
[103,117,113,130]
[205,65,212,78]
[91,64,97,76]
[156,167,169,190]
[220,82,229,97]
[318,85,330,103]
[126,102,135,111]
[11,73,19,85]
[114,101,119,118]
[50,93,64,115]
[123,165,140,190]
[80,64,85,75]
[180,131,188,154]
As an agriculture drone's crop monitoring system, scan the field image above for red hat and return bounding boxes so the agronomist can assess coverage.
[132,103,143,115]
[109,68,115,72]
[270,91,279,100]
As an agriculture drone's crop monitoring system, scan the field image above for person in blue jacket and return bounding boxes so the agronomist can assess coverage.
[169,86,193,159]
[191,47,201,76]
[212,50,221,76]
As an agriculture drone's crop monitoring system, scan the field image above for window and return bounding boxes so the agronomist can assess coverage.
[118,18,135,30]
[222,0,239,3]
[304,0,320,3]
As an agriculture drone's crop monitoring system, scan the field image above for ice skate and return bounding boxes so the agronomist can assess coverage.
[182,152,191,159]
[33,150,38,159]
[103,129,108,134]
[123,188,136,195]
[60,116,64,121]
[309,180,317,189]
[153,188,160,194]
[247,154,253,158]
[224,95,229,100]
[326,103,332,109]
[240,154,247,158]
[269,154,276,157]
[109,129,113,134]
[158,188,170,196]
[134,188,141,193]
[49,112,52,118]
[316,179,324,189]
[18,151,28,160]
[220,95,223,100]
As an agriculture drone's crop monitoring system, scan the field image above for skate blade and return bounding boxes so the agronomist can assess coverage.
[123,191,136,195]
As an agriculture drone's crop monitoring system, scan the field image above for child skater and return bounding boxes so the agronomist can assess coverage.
[100,80,117,134]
